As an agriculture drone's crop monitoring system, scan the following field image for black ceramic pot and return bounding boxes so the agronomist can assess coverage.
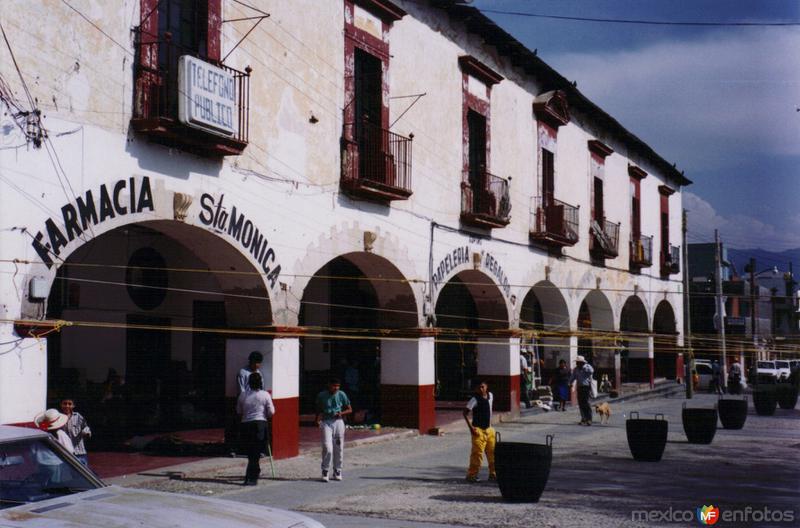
[626,412,668,462]
[495,434,553,503]
[682,404,718,444]
[753,385,778,416]
[717,397,747,430]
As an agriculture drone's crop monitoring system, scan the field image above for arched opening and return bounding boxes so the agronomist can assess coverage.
[519,281,570,386]
[299,252,417,424]
[46,221,272,447]
[577,290,615,384]
[620,296,650,384]
[653,301,678,379]
[434,270,508,401]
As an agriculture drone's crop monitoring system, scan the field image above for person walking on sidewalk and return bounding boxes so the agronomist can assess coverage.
[315,378,352,482]
[552,359,571,412]
[463,380,496,483]
[570,355,595,426]
[236,372,275,486]
[59,398,92,467]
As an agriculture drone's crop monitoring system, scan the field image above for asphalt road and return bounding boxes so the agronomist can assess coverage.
[132,392,800,528]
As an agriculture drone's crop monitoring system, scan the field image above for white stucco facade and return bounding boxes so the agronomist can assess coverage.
[0,0,687,444]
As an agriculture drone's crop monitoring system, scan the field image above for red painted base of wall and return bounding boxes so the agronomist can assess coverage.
[482,375,519,415]
[381,384,435,433]
[271,397,299,459]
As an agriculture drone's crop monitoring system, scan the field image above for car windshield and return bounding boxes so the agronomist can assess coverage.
[0,438,98,509]
[757,362,774,368]
[696,364,712,374]
[775,361,789,368]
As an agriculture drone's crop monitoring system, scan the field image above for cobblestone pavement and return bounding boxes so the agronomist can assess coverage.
[128,393,800,527]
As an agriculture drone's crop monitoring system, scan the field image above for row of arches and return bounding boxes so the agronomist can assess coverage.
[43,220,679,443]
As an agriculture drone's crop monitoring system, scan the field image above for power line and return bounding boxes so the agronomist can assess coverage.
[59,0,133,56]
[478,8,800,27]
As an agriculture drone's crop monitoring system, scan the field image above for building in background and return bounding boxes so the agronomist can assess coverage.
[0,0,689,457]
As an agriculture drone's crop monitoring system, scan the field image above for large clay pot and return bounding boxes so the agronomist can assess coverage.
[753,385,778,416]
[776,384,798,410]
[495,434,553,503]
[682,404,718,444]
[717,397,748,430]
[626,412,668,462]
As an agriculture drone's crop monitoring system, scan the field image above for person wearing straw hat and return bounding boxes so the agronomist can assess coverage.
[570,355,595,426]
[34,408,74,453]
[236,372,275,486]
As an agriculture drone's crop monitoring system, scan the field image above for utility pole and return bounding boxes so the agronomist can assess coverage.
[715,230,728,389]
[682,209,693,398]
[750,257,757,362]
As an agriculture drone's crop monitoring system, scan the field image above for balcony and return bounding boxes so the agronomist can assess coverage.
[460,171,511,229]
[529,197,579,247]
[132,36,250,156]
[661,244,681,275]
[341,120,413,202]
[589,218,620,259]
[630,233,653,269]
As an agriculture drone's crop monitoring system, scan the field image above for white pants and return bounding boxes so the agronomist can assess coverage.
[320,418,345,473]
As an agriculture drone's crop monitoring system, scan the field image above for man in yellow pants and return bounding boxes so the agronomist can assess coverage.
[463,380,496,483]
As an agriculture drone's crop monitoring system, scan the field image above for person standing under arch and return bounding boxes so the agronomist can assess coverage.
[236,372,275,486]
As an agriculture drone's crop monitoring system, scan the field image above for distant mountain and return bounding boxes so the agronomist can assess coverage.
[727,248,800,276]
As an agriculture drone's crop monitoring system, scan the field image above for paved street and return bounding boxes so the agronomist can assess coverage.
[127,392,800,527]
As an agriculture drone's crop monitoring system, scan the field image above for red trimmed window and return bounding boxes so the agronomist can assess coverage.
[588,140,618,259]
[458,56,509,229]
[628,165,651,269]
[530,91,578,248]
[132,0,250,156]
[340,0,412,202]
[659,185,679,275]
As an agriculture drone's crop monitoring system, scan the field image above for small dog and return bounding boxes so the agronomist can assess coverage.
[593,402,612,424]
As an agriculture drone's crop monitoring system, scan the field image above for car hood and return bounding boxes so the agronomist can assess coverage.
[0,486,324,528]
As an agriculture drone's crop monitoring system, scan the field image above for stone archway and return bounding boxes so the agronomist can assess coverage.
[434,270,510,406]
[45,220,273,448]
[298,252,418,425]
[620,296,650,384]
[654,300,678,379]
[577,290,615,383]
[519,281,570,384]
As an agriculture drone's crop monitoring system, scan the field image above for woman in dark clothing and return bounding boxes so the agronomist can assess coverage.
[552,360,571,411]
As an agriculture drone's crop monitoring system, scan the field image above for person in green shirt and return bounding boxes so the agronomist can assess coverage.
[315,378,352,482]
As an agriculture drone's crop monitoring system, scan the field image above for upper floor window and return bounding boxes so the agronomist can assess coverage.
[628,165,652,269]
[132,0,251,156]
[659,185,680,275]
[458,55,508,229]
[587,140,618,260]
[530,91,578,249]
[340,0,412,202]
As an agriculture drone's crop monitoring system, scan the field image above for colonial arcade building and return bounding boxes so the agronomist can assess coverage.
[0,0,689,458]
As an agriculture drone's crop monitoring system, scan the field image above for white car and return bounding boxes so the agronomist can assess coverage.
[774,360,791,382]
[0,426,324,528]
[693,360,713,391]
[756,361,778,381]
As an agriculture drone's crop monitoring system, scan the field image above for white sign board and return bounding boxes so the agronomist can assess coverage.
[178,55,238,137]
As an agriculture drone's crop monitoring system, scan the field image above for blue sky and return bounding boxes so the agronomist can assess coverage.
[473,0,800,250]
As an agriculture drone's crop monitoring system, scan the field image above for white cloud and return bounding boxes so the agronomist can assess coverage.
[684,192,800,250]
[551,29,800,171]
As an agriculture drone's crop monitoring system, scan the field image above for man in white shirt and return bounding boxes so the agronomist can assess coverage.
[463,381,496,483]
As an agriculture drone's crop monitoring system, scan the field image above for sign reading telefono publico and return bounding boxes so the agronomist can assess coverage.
[178,55,237,137]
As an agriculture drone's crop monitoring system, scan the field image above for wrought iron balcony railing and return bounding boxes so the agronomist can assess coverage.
[590,217,620,259]
[529,196,579,247]
[132,34,250,156]
[460,171,511,228]
[662,243,681,275]
[341,120,413,202]
[630,233,653,268]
